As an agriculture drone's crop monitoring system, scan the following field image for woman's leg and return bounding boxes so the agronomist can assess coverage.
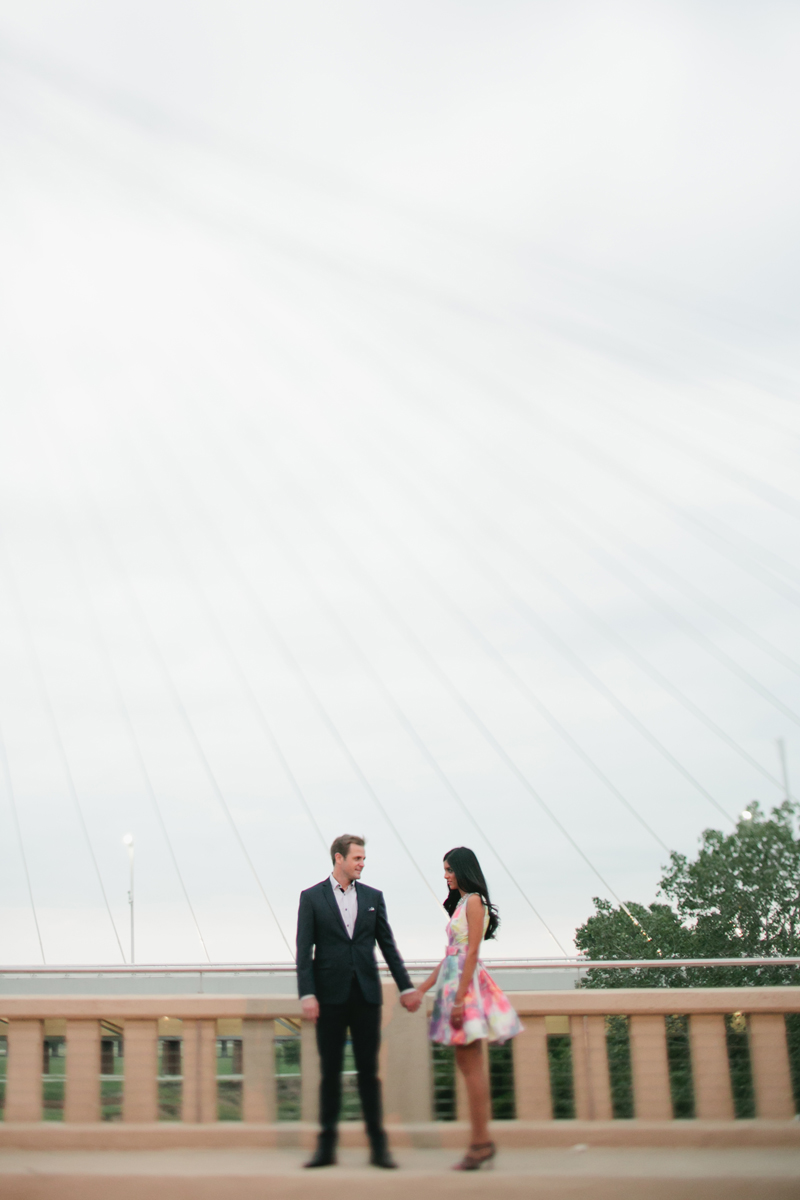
[454,1041,490,1145]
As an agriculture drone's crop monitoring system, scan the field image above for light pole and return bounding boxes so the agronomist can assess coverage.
[123,834,134,964]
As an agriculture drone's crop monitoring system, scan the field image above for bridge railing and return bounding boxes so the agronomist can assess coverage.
[0,961,799,1137]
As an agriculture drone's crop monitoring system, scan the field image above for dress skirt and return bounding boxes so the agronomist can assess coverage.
[428,947,522,1046]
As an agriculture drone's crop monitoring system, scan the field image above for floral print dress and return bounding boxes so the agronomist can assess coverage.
[428,893,523,1046]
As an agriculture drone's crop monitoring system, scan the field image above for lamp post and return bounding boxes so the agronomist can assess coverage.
[123,834,134,964]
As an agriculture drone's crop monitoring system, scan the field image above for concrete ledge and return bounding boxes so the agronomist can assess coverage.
[2,986,800,1019]
[1,1147,799,1200]
[1,1120,800,1150]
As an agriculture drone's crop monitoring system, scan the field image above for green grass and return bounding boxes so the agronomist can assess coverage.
[275,1035,301,1121]
[275,1037,300,1076]
[216,1041,243,1120]
[42,1079,64,1121]
[100,1079,123,1122]
[42,1040,65,1121]
[100,1036,124,1121]
[276,1075,301,1120]
[217,1080,242,1121]
[158,1081,182,1121]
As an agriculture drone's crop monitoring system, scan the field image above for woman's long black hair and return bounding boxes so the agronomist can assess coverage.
[443,846,499,940]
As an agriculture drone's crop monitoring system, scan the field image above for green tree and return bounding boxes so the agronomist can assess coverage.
[575,802,800,987]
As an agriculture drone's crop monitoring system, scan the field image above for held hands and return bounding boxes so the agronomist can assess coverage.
[301,996,320,1023]
[304,993,421,1020]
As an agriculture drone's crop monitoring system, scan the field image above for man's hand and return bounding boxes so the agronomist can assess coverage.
[301,996,320,1023]
[400,990,422,1014]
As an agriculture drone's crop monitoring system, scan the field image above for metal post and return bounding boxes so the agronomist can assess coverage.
[123,834,134,964]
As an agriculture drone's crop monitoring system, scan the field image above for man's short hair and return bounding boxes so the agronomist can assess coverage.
[330,834,365,865]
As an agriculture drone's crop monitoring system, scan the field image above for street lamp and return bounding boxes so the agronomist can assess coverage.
[123,834,134,964]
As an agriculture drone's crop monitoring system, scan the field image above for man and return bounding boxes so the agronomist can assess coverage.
[296,834,421,1169]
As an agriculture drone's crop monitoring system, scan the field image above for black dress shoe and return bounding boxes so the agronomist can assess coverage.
[369,1136,398,1169]
[304,1137,337,1168]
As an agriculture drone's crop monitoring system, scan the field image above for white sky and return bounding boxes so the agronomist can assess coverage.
[0,1,799,966]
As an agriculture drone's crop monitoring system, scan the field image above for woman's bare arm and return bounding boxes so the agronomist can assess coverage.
[454,894,484,1007]
[417,959,444,995]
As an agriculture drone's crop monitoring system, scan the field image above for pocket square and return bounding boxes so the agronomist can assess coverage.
[368,907,375,912]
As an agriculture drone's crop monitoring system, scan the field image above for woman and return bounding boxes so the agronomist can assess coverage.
[416,847,522,1171]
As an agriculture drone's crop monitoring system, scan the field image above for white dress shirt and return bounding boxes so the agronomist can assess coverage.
[330,873,358,938]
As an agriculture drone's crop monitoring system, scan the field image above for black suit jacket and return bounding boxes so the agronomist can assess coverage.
[296,878,412,1005]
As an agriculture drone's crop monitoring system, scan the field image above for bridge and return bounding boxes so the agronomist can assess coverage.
[1,963,799,1197]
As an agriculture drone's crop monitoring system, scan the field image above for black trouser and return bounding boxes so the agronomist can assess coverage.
[316,974,383,1141]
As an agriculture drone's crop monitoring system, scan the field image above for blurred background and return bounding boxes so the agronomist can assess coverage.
[0,0,798,966]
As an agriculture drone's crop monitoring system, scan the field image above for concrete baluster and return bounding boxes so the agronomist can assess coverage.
[512,1017,552,1120]
[5,1019,43,1122]
[122,1019,158,1123]
[182,1019,218,1123]
[300,1019,320,1124]
[689,1013,734,1120]
[64,1020,101,1123]
[749,1013,795,1119]
[570,1014,613,1120]
[629,1014,672,1120]
[242,1018,275,1123]
[382,996,432,1124]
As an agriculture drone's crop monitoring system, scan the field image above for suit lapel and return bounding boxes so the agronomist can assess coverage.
[320,878,349,938]
[352,881,366,938]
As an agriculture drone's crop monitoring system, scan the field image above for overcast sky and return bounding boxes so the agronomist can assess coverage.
[0,1,799,966]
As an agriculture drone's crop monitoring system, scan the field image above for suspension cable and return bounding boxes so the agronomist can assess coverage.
[0,537,126,961]
[0,719,46,963]
[46,419,295,962]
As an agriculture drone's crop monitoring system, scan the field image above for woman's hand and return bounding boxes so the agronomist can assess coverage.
[450,1000,465,1030]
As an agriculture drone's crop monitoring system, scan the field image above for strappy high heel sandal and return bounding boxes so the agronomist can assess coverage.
[451,1141,496,1170]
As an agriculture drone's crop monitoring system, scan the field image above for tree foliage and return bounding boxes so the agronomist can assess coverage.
[575,802,800,987]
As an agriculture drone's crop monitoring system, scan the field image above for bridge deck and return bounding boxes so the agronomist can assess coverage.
[2,1146,800,1199]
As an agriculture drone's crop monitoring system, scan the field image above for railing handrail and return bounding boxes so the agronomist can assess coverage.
[1,956,799,974]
